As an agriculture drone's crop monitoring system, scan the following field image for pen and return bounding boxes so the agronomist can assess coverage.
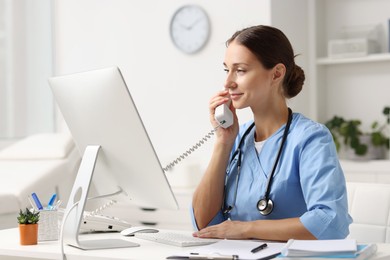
[259,252,280,260]
[27,195,38,211]
[31,192,43,210]
[53,199,62,210]
[190,255,238,260]
[251,243,267,253]
[167,254,239,260]
[47,193,57,209]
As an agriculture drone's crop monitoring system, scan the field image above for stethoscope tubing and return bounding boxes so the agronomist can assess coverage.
[223,108,292,216]
[223,124,255,214]
[263,108,292,199]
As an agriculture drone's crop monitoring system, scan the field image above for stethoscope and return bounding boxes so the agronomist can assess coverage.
[223,108,292,216]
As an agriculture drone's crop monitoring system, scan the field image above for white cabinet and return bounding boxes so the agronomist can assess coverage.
[341,160,390,183]
[124,188,194,230]
[307,0,390,127]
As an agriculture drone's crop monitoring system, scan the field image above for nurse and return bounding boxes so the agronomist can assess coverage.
[191,25,352,241]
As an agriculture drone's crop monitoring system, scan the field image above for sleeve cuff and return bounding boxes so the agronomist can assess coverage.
[300,208,349,239]
[190,205,226,231]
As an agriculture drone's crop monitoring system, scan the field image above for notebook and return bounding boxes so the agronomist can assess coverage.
[278,239,377,260]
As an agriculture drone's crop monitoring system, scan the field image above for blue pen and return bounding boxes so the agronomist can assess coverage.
[47,193,57,209]
[31,192,43,210]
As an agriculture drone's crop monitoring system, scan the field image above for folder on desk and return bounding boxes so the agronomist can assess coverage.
[278,239,377,260]
[167,240,285,260]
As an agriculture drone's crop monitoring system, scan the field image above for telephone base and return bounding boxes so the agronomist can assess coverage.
[80,213,132,233]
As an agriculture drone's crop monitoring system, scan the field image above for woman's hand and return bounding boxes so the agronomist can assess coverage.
[209,90,239,145]
[193,220,249,240]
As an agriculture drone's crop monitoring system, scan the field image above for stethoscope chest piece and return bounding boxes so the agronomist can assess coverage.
[257,198,273,216]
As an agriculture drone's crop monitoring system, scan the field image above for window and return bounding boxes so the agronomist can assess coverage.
[0,0,54,140]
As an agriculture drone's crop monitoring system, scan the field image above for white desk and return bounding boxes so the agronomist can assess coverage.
[1,228,390,260]
[0,228,191,260]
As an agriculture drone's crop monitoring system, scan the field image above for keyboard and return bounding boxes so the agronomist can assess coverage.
[134,231,219,247]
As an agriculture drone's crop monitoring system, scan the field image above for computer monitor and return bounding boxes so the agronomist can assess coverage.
[48,67,178,250]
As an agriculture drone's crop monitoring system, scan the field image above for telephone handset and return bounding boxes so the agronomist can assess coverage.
[214,101,234,128]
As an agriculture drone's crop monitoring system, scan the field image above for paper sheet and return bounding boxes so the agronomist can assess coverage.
[168,240,285,259]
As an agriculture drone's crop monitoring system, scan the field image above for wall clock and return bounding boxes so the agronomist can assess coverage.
[170,5,210,54]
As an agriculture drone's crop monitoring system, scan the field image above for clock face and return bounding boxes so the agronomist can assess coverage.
[170,5,210,54]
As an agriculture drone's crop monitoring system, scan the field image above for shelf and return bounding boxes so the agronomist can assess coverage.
[317,53,390,65]
[307,0,390,142]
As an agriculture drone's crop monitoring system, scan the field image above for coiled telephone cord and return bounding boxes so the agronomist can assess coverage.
[163,125,221,172]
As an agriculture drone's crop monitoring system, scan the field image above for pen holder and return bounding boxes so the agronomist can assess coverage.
[38,210,59,241]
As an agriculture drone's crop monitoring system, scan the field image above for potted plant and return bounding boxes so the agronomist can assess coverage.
[17,208,40,245]
[325,106,390,160]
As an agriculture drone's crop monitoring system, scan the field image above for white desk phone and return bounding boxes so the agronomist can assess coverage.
[57,207,131,233]
[80,212,132,233]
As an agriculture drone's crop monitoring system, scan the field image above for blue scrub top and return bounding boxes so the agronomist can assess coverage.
[191,112,352,239]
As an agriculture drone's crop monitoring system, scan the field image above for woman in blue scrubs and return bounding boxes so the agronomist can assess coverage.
[191,25,352,241]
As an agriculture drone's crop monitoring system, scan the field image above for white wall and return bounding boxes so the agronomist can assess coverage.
[270,0,309,116]
[52,0,272,171]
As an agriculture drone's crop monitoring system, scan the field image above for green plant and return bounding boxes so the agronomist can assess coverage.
[325,106,390,156]
[17,208,40,225]
[371,106,390,148]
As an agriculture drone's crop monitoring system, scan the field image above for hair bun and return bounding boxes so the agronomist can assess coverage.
[285,64,305,98]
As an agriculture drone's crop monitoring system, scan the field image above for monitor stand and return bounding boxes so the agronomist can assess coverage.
[62,145,139,250]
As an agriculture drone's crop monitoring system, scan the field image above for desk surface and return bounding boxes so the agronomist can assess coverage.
[0,228,390,260]
[0,228,195,260]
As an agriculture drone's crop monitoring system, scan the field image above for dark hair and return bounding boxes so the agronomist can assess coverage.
[226,25,305,98]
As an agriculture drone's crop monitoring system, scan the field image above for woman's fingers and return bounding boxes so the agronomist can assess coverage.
[193,221,246,239]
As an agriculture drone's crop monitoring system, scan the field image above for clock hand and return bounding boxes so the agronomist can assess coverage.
[179,23,189,30]
[177,22,192,31]
[180,17,203,31]
[187,17,202,30]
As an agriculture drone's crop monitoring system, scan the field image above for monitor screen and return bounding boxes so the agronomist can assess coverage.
[49,67,178,249]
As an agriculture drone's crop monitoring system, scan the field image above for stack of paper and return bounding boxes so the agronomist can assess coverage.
[279,239,377,260]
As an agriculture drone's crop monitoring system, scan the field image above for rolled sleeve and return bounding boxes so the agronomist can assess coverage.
[300,207,349,239]
[189,204,226,231]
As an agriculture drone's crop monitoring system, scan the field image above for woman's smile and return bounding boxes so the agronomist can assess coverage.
[230,92,243,100]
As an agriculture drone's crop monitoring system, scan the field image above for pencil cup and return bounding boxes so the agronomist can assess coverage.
[38,210,59,241]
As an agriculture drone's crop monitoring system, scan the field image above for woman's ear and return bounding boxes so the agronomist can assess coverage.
[272,63,286,82]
